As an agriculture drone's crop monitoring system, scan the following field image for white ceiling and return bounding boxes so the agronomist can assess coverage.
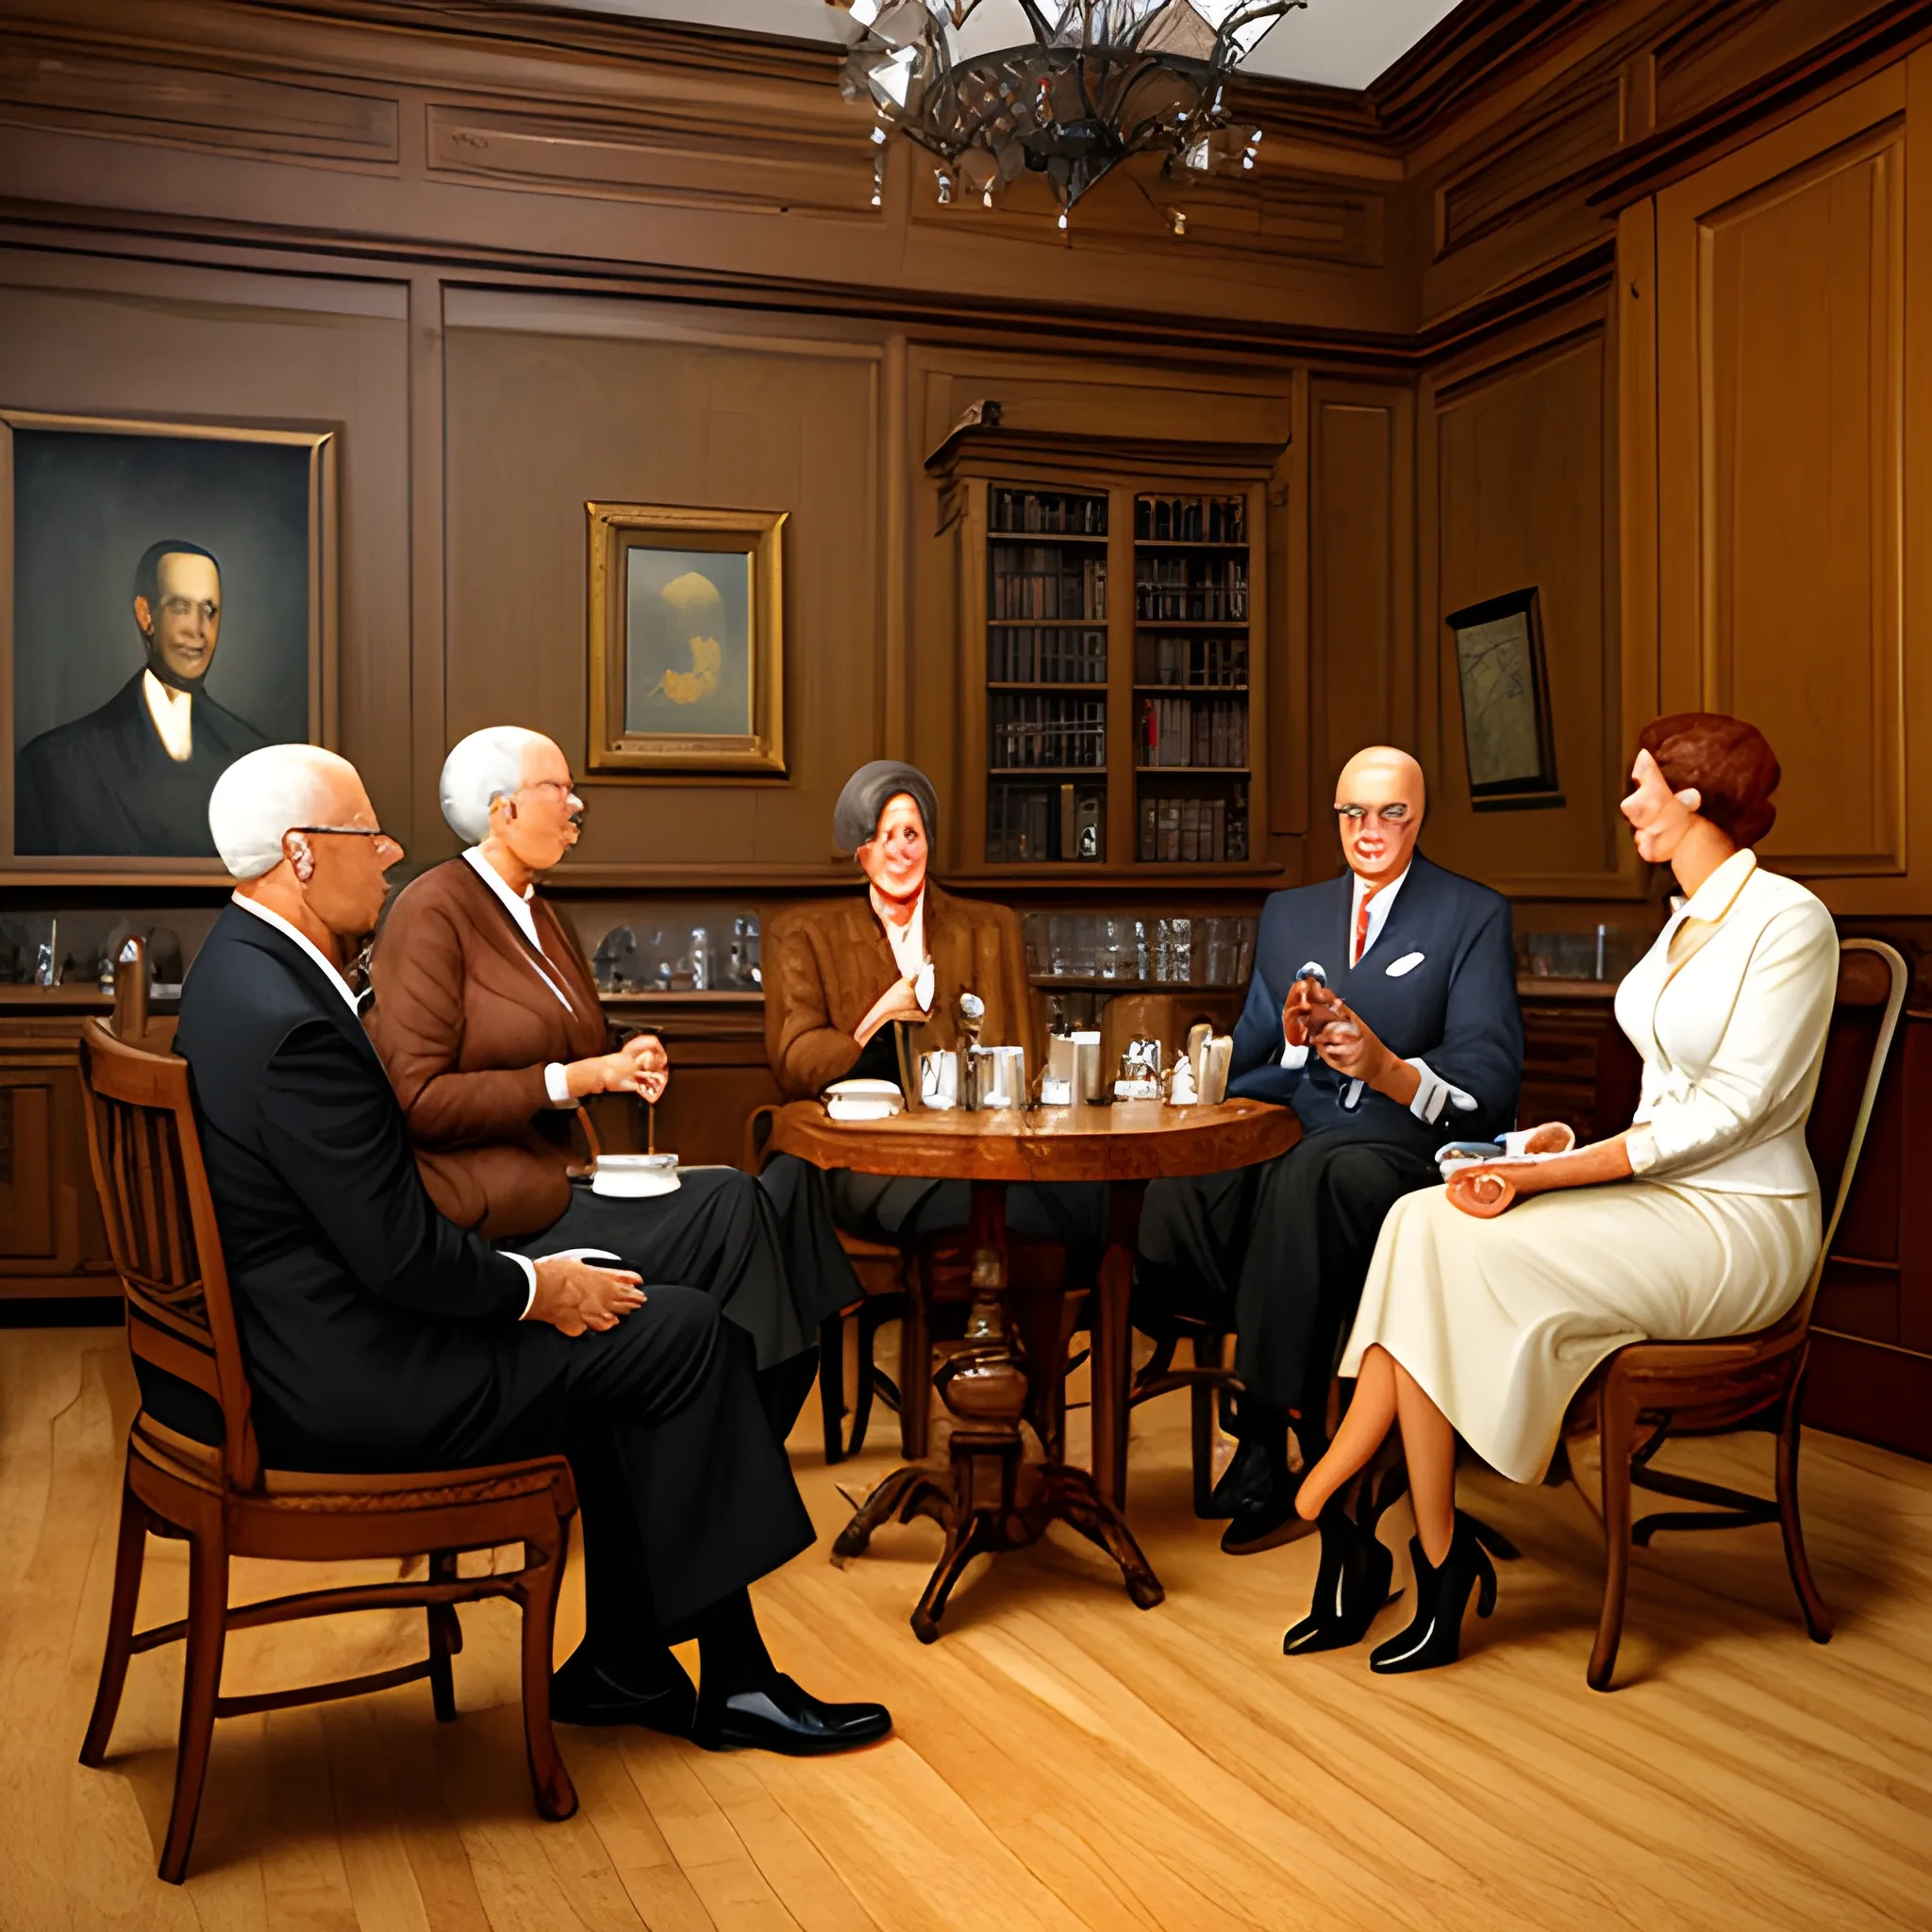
[507,0,1466,92]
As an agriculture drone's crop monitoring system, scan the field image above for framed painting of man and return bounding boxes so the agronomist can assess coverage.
[1,408,336,881]
[587,501,786,776]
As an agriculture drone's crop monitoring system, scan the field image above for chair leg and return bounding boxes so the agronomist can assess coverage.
[426,1551,460,1723]
[1187,1334,1225,1519]
[158,1529,229,1885]
[517,1530,578,1824]
[848,1305,884,1460]
[1775,1367,1833,1644]
[80,1477,151,1770]
[902,1277,932,1462]
[819,1313,848,1465]
[1589,1379,1639,1693]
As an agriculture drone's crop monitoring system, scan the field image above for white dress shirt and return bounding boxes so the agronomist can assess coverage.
[143,671,194,762]
[873,886,932,1010]
[231,891,544,1315]
[1616,850,1839,1194]
[461,846,575,1108]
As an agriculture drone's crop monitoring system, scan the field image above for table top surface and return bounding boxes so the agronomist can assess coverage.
[767,1095,1298,1183]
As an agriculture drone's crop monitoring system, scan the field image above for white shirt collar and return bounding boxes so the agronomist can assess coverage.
[1677,846,1757,924]
[142,670,194,763]
[463,845,540,950]
[1349,863,1410,967]
[230,892,360,1014]
[874,885,926,978]
[461,846,574,1013]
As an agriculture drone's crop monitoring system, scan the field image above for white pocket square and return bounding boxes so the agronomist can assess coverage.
[1385,951,1426,977]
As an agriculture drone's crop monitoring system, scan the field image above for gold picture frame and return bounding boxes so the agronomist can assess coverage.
[2,408,337,885]
[587,502,787,776]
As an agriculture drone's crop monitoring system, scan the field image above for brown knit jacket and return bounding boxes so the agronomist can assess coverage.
[763,880,1039,1102]
[367,858,608,1239]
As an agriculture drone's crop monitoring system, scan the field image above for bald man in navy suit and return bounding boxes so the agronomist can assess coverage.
[1137,748,1523,1554]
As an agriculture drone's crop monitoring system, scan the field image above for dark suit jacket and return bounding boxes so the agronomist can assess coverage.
[15,670,270,857]
[763,880,1040,1101]
[368,858,608,1240]
[1226,851,1522,1154]
[175,902,531,1463]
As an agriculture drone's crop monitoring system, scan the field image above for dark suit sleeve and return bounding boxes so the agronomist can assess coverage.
[1403,897,1524,1132]
[255,1017,528,1322]
[1227,897,1305,1106]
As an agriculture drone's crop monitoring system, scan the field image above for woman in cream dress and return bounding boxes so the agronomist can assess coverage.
[1281,713,1839,1674]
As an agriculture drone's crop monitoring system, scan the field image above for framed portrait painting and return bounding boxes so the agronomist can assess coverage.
[587,502,786,776]
[1444,586,1563,811]
[1,408,336,881]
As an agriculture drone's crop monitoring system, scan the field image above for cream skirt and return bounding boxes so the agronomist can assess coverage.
[1339,1180,1821,1485]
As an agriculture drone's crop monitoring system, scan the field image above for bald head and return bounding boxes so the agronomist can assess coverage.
[1334,744,1425,886]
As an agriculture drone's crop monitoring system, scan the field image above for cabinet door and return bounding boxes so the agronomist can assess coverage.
[0,1077,58,1258]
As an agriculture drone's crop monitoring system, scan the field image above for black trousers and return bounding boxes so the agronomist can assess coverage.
[1136,1134,1439,1420]
[507,1168,814,1374]
[815,1161,1110,1274]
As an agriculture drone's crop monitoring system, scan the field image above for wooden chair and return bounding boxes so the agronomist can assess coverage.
[1129,1318,1236,1516]
[1574,938,1907,1690]
[75,1013,580,1884]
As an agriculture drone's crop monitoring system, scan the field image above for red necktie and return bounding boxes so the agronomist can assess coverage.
[1353,888,1376,968]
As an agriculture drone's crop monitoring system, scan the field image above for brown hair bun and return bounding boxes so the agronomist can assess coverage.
[1637,712,1780,849]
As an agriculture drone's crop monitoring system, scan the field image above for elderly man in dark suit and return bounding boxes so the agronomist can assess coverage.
[15,540,270,857]
[1137,746,1523,1553]
[168,741,890,1757]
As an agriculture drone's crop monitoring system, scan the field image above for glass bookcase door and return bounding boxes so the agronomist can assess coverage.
[984,486,1110,863]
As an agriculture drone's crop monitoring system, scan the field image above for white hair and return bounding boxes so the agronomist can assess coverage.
[208,744,359,880]
[440,726,546,845]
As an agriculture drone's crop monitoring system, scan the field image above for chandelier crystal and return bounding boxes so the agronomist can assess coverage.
[830,1,1303,224]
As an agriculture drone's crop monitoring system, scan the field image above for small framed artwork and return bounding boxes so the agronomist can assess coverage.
[1444,586,1562,811]
[586,502,787,776]
[2,408,336,881]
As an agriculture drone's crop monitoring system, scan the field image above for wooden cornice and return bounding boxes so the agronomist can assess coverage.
[1586,0,1932,208]
[1367,0,1607,140]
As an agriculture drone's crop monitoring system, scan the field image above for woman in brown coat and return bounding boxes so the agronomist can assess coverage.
[760,761,1105,1258]
[369,726,828,1433]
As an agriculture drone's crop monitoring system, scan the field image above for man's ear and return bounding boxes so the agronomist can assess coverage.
[133,595,154,638]
[284,829,316,885]
[1674,786,1704,816]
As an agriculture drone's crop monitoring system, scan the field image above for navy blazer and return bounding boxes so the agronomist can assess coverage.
[174,903,531,1463]
[1226,851,1522,1155]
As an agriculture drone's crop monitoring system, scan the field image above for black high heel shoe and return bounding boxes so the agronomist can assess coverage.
[1368,1513,1500,1674]
[1282,1468,1405,1656]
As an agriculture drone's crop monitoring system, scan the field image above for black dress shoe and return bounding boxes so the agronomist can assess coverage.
[1221,1470,1312,1556]
[1203,1435,1266,1520]
[550,1648,696,1739]
[1368,1516,1499,1674]
[692,1674,892,1757]
[1282,1469,1403,1656]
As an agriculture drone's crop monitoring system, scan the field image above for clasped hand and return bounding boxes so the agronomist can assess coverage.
[856,973,926,1047]
[529,1255,644,1336]
[1282,977,1395,1084]
[565,1031,668,1104]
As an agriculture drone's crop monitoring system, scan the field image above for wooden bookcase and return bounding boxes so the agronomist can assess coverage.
[935,434,1275,881]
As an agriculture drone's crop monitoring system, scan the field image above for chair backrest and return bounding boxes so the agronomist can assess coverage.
[78,1014,261,1491]
[1793,938,1908,1321]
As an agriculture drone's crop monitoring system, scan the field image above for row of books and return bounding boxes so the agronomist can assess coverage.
[1138,792,1250,864]
[1136,695,1249,769]
[989,625,1107,684]
[1135,494,1247,544]
[990,489,1108,537]
[987,781,1106,863]
[991,549,1108,621]
[989,693,1107,770]
[1137,634,1249,688]
[1133,557,1247,622]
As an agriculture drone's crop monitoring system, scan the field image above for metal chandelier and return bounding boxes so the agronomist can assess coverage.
[827,1,1303,225]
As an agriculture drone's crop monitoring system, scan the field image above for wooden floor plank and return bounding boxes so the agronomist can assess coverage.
[11,1326,1932,1932]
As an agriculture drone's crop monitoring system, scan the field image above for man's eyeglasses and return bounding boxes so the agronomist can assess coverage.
[1334,805,1411,827]
[513,779,587,818]
[293,825,405,859]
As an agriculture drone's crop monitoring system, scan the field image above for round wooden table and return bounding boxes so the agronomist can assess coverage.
[768,1096,1299,1640]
